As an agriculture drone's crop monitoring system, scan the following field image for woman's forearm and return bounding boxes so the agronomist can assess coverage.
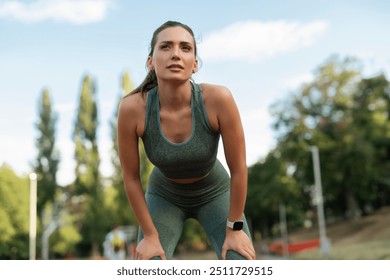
[228,169,248,221]
[124,179,158,237]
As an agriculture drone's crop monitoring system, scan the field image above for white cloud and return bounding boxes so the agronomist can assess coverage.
[0,0,114,24]
[200,20,329,62]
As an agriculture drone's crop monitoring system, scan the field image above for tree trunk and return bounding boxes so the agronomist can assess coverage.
[344,185,361,218]
[91,241,101,259]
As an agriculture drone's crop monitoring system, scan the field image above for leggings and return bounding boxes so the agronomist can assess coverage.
[137,160,252,260]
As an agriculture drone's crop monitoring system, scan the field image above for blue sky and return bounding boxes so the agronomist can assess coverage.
[1,0,389,186]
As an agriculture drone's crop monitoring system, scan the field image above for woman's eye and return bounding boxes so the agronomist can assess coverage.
[182,46,191,51]
[160,45,169,50]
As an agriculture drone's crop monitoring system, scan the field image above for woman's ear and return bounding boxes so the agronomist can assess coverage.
[147,56,154,70]
[193,59,199,74]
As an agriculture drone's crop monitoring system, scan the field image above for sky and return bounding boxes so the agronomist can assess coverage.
[0,0,389,186]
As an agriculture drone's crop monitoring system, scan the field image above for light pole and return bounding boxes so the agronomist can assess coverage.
[279,203,289,259]
[309,146,330,258]
[29,172,37,260]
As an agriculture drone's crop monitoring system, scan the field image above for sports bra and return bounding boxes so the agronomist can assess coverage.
[141,82,220,179]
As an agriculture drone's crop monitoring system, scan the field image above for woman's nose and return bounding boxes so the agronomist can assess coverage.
[171,46,180,59]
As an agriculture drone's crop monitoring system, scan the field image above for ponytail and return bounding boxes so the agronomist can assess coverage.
[128,69,157,96]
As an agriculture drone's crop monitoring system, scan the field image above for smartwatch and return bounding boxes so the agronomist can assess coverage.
[226,220,244,231]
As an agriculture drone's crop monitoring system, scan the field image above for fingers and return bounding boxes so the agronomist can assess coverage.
[229,232,256,260]
[226,248,256,260]
[243,245,256,260]
[245,247,256,260]
[223,242,256,260]
[135,238,166,260]
[245,252,255,260]
[242,244,256,260]
[135,251,167,260]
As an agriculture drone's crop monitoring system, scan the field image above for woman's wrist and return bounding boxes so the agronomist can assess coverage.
[143,228,159,238]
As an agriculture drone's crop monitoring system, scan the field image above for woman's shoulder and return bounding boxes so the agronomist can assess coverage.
[199,83,234,104]
[118,92,148,137]
[118,92,148,126]
[119,92,147,113]
[199,82,230,94]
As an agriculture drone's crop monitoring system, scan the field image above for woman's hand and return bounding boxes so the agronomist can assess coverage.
[135,235,166,260]
[221,229,256,260]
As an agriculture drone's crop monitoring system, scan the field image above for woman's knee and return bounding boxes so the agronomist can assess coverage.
[225,249,247,260]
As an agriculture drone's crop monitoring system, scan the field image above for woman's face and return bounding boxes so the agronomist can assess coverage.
[148,26,198,83]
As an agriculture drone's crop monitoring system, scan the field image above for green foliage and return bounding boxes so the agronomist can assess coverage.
[37,194,82,258]
[250,55,390,239]
[0,207,15,244]
[179,219,209,251]
[72,74,106,256]
[100,184,119,227]
[34,88,60,216]
[73,74,100,194]
[121,70,135,95]
[0,164,30,259]
[246,150,305,239]
[50,220,82,256]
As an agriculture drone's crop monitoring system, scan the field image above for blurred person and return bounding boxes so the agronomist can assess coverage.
[117,21,255,260]
[103,225,127,260]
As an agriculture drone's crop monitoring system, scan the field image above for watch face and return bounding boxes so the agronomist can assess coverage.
[233,221,244,230]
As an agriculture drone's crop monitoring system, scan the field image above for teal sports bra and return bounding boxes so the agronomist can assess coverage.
[141,82,220,179]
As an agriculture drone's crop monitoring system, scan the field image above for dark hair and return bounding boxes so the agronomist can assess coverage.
[128,21,198,95]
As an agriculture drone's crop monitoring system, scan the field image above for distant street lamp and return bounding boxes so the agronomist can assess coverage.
[279,203,289,259]
[29,172,38,260]
[309,146,330,258]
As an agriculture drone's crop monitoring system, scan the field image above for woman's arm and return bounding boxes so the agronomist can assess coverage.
[206,84,256,260]
[215,86,247,223]
[117,95,166,260]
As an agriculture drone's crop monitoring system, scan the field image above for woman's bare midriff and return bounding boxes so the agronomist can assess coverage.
[167,172,210,184]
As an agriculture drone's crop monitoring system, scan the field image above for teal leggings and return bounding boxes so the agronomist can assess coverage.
[137,160,252,260]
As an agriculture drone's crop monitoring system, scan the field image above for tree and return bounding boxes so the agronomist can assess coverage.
[72,74,105,256]
[352,75,390,208]
[271,56,362,217]
[33,88,59,217]
[0,164,29,259]
[270,55,390,219]
[246,149,304,239]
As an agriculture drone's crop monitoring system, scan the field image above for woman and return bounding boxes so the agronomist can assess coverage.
[117,21,255,260]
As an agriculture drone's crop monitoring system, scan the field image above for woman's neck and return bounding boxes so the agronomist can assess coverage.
[157,80,192,111]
